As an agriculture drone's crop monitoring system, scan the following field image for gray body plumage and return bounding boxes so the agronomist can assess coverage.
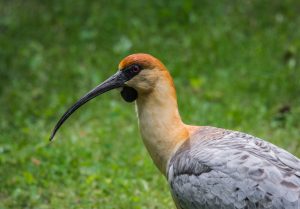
[168,127,300,209]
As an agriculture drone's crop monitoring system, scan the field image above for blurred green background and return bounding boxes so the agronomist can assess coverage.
[1,0,300,208]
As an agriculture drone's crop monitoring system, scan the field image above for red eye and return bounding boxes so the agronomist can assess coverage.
[132,65,140,73]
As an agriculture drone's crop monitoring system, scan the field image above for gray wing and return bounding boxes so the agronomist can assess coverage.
[168,127,300,209]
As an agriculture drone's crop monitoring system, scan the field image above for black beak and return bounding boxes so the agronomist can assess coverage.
[49,70,128,141]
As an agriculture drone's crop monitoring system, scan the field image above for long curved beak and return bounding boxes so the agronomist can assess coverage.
[49,70,127,141]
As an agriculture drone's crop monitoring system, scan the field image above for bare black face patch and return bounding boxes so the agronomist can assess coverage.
[121,86,138,102]
[122,64,142,80]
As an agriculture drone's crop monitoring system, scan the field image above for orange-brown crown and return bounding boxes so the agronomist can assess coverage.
[118,53,167,71]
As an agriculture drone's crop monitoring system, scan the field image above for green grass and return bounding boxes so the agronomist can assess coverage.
[1,0,300,208]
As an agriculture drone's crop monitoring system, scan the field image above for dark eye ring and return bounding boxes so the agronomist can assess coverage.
[132,65,140,73]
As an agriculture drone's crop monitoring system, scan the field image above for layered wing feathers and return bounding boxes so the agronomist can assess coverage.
[168,127,300,209]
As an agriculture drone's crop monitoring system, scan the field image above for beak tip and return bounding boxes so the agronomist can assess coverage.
[49,133,55,142]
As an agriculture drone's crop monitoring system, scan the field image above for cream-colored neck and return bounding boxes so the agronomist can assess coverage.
[136,71,188,175]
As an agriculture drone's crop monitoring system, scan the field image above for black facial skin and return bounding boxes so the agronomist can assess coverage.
[122,64,141,80]
[119,64,140,102]
[49,64,142,141]
[121,86,138,102]
[120,64,140,102]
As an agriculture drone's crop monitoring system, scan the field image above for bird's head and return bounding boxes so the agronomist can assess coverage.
[119,53,167,98]
[50,53,168,140]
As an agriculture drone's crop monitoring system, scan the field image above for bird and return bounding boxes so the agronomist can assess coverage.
[50,53,300,209]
